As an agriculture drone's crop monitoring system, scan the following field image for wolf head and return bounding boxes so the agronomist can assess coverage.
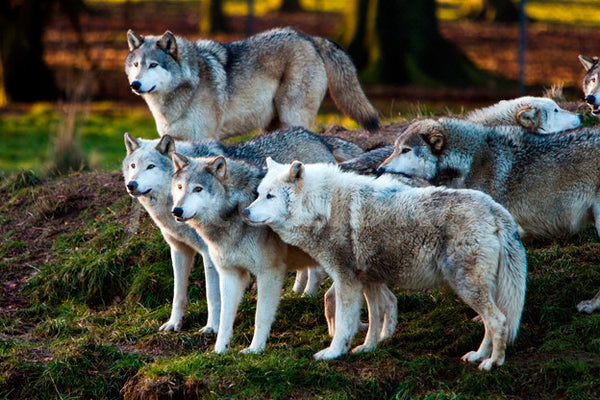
[513,97,581,133]
[122,133,176,199]
[377,120,441,180]
[125,30,182,95]
[243,158,305,228]
[170,155,233,224]
[579,54,600,116]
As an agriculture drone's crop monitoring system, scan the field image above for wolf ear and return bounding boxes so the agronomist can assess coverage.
[579,55,598,71]
[516,106,541,131]
[172,152,189,172]
[423,131,445,155]
[287,161,304,183]
[156,135,176,156]
[157,31,179,60]
[206,156,227,180]
[127,29,144,51]
[124,132,140,155]
[265,157,283,170]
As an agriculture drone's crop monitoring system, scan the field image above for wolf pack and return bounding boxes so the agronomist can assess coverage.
[122,27,600,371]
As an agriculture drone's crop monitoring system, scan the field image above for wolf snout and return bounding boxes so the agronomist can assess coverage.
[586,95,597,105]
[130,81,142,92]
[172,207,184,218]
[127,181,138,192]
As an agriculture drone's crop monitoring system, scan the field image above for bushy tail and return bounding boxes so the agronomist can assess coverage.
[319,135,364,162]
[494,206,528,343]
[313,37,380,132]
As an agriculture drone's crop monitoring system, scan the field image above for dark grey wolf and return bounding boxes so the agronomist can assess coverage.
[579,54,600,116]
[244,160,527,370]
[378,118,600,313]
[122,127,360,333]
[125,27,379,141]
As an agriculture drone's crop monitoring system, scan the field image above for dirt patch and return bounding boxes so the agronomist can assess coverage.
[0,171,125,313]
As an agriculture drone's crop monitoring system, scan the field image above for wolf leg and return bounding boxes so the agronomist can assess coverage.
[241,266,287,354]
[314,277,363,360]
[214,268,251,353]
[352,282,384,354]
[198,246,221,334]
[159,243,194,332]
[292,270,308,294]
[302,266,326,296]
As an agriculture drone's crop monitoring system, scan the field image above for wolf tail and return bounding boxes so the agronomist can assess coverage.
[313,37,380,132]
[319,135,364,162]
[494,205,528,344]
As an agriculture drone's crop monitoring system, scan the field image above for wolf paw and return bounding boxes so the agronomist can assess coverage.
[199,325,218,335]
[314,346,344,360]
[351,343,376,354]
[576,300,596,314]
[158,320,182,332]
[240,346,264,355]
[478,358,497,371]
[213,344,229,354]
[461,351,483,363]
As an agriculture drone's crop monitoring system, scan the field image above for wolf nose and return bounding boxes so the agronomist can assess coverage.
[578,114,584,122]
[375,167,386,178]
[130,81,142,92]
[127,181,138,192]
[172,207,184,218]
[586,94,596,105]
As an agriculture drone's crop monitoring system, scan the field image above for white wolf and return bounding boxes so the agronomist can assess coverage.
[244,160,527,370]
[464,96,581,134]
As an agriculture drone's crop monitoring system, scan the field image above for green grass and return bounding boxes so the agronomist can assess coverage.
[1,104,600,399]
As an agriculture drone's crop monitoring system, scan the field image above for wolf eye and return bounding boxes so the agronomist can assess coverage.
[147,164,155,170]
[592,77,597,83]
[131,163,136,169]
[177,184,182,190]
[266,193,275,199]
[133,62,139,67]
[401,147,411,154]
[149,62,158,68]
[193,187,203,193]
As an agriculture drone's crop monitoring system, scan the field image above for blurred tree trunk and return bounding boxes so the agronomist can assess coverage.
[461,0,519,22]
[0,0,59,102]
[279,0,303,13]
[200,0,228,34]
[345,0,488,86]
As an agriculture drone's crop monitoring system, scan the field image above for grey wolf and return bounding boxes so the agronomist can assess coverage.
[122,127,357,333]
[340,96,580,175]
[169,155,317,354]
[579,54,600,115]
[125,27,379,141]
[377,117,600,313]
[243,159,527,370]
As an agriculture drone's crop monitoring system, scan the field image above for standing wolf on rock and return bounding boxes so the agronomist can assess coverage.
[125,27,380,141]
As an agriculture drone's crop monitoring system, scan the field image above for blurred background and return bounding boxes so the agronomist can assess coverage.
[1,0,600,172]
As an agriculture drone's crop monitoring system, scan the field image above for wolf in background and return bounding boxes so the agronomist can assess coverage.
[377,118,600,314]
[579,54,600,116]
[125,27,380,141]
[122,127,363,333]
[244,160,527,370]
[340,96,581,175]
